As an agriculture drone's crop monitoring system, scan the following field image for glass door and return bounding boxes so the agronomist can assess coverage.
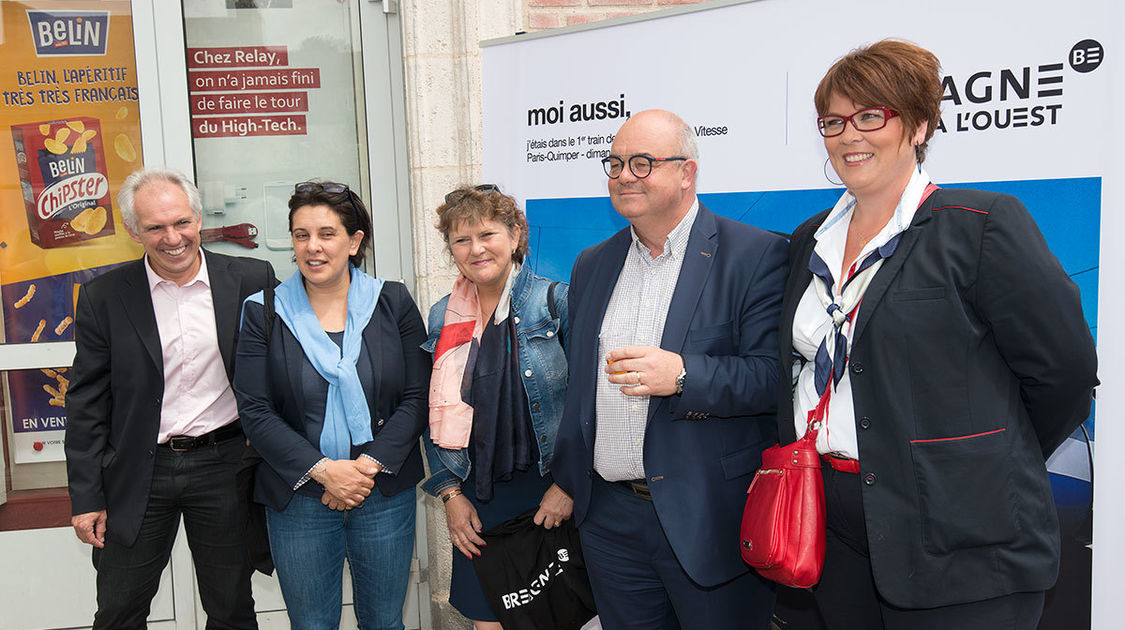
[183,0,372,278]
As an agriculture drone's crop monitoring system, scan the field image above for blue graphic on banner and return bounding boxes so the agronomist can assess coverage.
[527,176,1099,536]
[2,261,128,436]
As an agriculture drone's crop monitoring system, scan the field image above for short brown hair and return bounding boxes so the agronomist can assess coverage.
[814,39,943,162]
[435,186,530,264]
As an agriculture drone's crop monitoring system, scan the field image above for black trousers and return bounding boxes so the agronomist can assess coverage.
[91,435,256,630]
[814,465,1044,630]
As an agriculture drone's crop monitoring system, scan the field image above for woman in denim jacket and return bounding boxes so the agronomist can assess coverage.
[422,185,571,629]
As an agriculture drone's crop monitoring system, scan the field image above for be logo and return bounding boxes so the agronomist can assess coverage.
[1069,39,1103,73]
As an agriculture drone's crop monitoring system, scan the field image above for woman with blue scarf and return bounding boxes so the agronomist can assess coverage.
[233,182,430,630]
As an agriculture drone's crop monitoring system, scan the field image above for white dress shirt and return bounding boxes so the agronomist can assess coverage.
[792,169,932,459]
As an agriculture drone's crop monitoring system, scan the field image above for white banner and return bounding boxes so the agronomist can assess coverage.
[483,0,1122,626]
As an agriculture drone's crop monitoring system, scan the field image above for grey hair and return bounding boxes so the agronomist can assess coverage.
[676,119,699,161]
[117,168,202,231]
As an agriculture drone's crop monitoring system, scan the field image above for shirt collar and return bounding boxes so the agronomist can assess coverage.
[144,249,209,293]
[815,167,933,245]
[629,197,700,261]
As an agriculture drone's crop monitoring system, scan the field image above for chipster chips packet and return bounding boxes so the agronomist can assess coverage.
[11,116,116,248]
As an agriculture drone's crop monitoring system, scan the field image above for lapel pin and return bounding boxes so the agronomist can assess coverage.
[700,251,711,257]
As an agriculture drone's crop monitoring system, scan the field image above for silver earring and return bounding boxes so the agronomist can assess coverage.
[823,157,842,186]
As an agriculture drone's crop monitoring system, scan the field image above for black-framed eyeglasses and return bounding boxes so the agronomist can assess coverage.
[816,106,899,137]
[444,184,499,205]
[294,181,362,217]
[602,154,687,179]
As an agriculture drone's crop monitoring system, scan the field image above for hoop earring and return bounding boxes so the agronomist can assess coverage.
[823,157,842,186]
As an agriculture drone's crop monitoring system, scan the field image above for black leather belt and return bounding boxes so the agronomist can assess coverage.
[159,422,242,452]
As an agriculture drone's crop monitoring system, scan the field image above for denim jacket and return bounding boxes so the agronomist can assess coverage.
[420,264,569,497]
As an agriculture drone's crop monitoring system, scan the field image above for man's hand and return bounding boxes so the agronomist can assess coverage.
[533,483,574,529]
[72,510,107,548]
[605,345,684,397]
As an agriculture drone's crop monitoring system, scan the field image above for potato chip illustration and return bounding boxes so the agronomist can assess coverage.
[38,124,50,136]
[70,208,91,232]
[41,368,58,378]
[72,129,97,154]
[15,284,35,308]
[84,207,107,234]
[55,316,73,335]
[55,127,71,144]
[49,398,65,407]
[116,106,128,120]
[43,384,61,398]
[115,134,136,162]
[43,137,68,154]
[31,319,46,342]
[67,120,85,133]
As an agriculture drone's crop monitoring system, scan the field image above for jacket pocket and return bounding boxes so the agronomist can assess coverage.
[892,286,946,301]
[910,428,1017,554]
[688,320,734,355]
[101,446,117,469]
[720,444,761,480]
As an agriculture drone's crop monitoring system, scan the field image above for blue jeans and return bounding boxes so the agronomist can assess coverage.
[266,488,416,630]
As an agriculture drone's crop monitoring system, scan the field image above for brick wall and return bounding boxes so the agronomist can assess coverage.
[526,0,709,31]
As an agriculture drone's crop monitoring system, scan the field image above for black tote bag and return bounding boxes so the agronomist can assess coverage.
[471,509,597,630]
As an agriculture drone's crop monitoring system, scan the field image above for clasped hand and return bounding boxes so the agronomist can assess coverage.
[320,457,381,511]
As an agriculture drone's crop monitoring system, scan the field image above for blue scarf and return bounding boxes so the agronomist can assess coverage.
[251,265,384,460]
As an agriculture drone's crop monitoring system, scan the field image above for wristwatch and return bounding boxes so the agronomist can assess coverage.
[674,366,687,395]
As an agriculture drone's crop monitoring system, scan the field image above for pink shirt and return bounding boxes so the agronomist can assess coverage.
[145,253,239,443]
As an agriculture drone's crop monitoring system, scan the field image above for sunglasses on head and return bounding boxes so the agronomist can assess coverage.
[444,184,499,205]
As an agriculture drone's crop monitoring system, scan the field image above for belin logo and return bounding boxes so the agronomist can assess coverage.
[936,39,1103,135]
[27,10,110,57]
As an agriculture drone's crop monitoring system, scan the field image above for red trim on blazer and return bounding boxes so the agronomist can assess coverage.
[931,205,989,215]
[909,428,1006,444]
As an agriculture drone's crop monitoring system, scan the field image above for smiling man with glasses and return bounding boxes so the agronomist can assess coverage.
[552,109,788,630]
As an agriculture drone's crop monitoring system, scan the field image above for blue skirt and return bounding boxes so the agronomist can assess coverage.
[448,465,553,621]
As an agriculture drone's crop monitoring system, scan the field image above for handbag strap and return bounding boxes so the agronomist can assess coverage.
[802,375,833,444]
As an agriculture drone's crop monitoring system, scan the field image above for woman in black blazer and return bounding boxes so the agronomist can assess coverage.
[778,40,1097,629]
[233,182,429,630]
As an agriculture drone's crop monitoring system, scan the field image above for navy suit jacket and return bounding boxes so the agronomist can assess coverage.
[233,280,430,511]
[552,203,788,587]
[65,250,275,546]
[777,188,1097,607]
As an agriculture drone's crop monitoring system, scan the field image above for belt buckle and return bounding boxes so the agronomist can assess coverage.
[168,436,193,452]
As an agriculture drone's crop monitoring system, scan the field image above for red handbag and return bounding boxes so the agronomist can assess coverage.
[739,409,825,588]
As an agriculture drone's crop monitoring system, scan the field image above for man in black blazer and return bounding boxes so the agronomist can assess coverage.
[552,110,787,629]
[65,168,274,629]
